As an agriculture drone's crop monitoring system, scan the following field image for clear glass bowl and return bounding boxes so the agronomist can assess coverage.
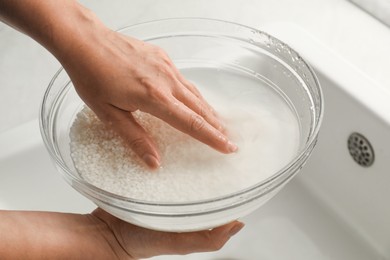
[40,18,323,232]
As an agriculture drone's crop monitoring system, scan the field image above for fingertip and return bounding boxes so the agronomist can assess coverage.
[142,153,161,169]
[204,221,244,251]
[210,220,243,236]
[227,221,245,237]
[127,137,161,170]
[216,134,238,154]
[227,141,239,153]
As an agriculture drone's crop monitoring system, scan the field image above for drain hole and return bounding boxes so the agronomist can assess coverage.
[347,132,374,167]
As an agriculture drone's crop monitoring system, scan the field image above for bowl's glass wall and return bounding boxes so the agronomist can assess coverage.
[121,19,322,148]
[40,18,322,231]
[40,70,82,175]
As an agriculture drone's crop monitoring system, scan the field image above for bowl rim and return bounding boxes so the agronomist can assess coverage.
[39,17,323,214]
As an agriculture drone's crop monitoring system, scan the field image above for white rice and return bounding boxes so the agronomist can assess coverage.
[70,103,299,203]
[70,71,300,203]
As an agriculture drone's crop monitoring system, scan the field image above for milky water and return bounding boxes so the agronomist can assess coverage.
[70,65,301,202]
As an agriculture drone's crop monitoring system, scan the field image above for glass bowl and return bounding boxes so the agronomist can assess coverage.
[40,18,323,232]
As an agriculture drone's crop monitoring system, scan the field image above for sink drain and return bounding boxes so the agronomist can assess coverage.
[347,132,374,167]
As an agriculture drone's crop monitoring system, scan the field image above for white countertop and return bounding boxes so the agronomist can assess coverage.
[1,0,390,133]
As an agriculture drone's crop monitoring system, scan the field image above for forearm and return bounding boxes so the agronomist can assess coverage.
[0,210,122,259]
[1,0,237,167]
[0,0,106,64]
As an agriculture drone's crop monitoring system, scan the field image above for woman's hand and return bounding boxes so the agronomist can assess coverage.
[0,209,244,259]
[0,1,244,259]
[91,208,244,259]
[1,0,237,169]
[60,29,238,169]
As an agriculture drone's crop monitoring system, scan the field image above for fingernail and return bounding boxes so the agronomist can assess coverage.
[143,154,160,169]
[227,141,238,153]
[228,222,245,237]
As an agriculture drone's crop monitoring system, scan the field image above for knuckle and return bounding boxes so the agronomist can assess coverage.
[153,47,174,67]
[128,137,147,152]
[154,60,176,82]
[139,77,167,102]
[139,76,153,87]
[208,240,225,251]
[189,114,206,132]
[200,233,226,252]
[161,63,175,76]
[197,103,207,118]
[149,88,170,105]
[154,46,168,58]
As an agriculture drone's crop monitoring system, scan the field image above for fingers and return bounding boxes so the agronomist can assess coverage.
[164,221,245,255]
[173,84,224,133]
[92,208,244,259]
[128,43,236,154]
[173,68,217,115]
[152,97,237,154]
[96,105,161,169]
[171,63,226,130]
[158,59,237,153]
[141,221,245,257]
[134,62,237,154]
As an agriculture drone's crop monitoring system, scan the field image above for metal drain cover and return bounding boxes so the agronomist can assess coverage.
[347,132,374,167]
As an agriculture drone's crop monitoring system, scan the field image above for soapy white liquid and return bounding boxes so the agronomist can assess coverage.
[70,66,300,202]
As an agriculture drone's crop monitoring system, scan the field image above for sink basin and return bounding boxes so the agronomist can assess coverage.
[1,23,389,259]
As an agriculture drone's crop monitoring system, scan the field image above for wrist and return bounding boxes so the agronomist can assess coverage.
[40,1,108,63]
[0,210,124,259]
[0,0,109,65]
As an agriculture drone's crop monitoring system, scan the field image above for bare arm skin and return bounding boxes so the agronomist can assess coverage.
[0,1,242,259]
[0,209,244,259]
[0,0,237,169]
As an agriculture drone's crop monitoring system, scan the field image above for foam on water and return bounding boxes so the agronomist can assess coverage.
[70,66,300,202]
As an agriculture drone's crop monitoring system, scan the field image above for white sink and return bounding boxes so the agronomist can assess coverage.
[1,24,389,259]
